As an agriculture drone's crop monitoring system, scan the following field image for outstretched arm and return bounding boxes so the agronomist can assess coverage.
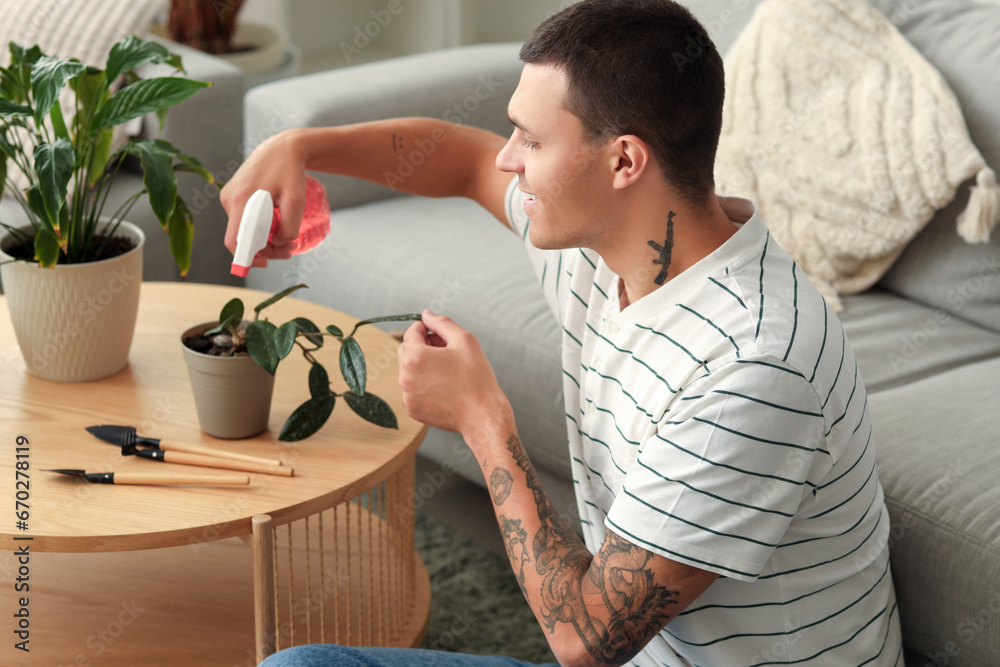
[221,118,512,264]
[397,311,719,667]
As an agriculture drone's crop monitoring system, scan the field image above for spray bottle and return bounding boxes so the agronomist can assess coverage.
[231,175,331,277]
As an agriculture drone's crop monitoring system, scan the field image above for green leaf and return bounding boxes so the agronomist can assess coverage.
[94,76,209,130]
[210,298,244,334]
[70,69,110,133]
[86,128,114,187]
[33,225,60,267]
[30,55,88,125]
[25,183,47,222]
[104,36,172,85]
[246,320,279,375]
[343,391,398,430]
[340,337,367,396]
[127,139,177,225]
[294,318,324,347]
[48,93,69,138]
[279,393,335,442]
[33,139,75,230]
[166,195,194,277]
[326,324,344,340]
[349,313,423,337]
[0,152,6,201]
[0,99,31,118]
[172,147,215,184]
[254,283,308,314]
[274,321,297,360]
[8,43,42,101]
[308,363,330,399]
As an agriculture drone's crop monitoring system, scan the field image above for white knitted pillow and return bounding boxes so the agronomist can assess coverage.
[0,0,167,197]
[714,0,1000,309]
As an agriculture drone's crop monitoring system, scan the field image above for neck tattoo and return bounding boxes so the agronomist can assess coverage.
[647,211,675,286]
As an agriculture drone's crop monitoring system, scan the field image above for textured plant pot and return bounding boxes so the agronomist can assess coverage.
[181,322,275,439]
[0,220,144,382]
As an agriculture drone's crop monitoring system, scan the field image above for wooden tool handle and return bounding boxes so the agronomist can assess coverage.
[162,450,294,477]
[160,440,283,467]
[113,473,250,486]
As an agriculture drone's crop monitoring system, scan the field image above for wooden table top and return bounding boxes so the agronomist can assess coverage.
[0,282,427,552]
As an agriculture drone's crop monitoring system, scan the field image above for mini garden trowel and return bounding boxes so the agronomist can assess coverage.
[43,469,250,486]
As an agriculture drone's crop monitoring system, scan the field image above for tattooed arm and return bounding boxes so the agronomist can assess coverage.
[398,311,718,667]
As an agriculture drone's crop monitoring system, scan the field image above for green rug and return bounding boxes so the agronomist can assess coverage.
[415,511,557,664]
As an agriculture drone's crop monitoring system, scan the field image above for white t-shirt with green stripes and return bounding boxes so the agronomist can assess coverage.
[505,180,903,666]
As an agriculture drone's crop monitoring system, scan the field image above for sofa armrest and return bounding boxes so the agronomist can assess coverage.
[243,42,524,211]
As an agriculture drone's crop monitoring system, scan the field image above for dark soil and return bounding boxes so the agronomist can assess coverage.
[183,329,248,357]
[5,234,136,263]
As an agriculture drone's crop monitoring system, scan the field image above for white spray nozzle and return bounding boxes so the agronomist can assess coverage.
[231,189,276,277]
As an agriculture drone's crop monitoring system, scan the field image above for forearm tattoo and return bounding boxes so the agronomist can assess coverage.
[493,435,680,663]
[648,211,676,285]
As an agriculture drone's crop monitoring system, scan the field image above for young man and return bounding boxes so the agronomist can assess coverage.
[227,2,903,665]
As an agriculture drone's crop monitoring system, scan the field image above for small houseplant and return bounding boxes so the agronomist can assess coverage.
[182,284,421,441]
[0,36,215,381]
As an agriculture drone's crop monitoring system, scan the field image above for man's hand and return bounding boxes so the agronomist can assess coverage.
[221,129,309,267]
[396,311,513,438]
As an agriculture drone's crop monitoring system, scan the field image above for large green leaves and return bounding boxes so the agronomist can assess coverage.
[128,139,177,224]
[30,56,88,125]
[94,76,209,130]
[104,36,181,85]
[33,138,74,230]
[167,196,194,277]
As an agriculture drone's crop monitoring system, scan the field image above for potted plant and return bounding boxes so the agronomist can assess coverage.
[181,284,421,441]
[0,36,215,382]
[164,0,296,83]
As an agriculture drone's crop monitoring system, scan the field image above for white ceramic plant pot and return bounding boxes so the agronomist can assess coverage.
[181,321,275,439]
[0,220,144,382]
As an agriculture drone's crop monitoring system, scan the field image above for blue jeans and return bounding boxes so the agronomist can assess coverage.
[258,645,559,667]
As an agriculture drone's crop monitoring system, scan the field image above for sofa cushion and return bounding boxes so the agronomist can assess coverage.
[714,0,998,311]
[870,356,1000,666]
[838,290,1000,392]
[245,195,576,518]
[870,0,1000,333]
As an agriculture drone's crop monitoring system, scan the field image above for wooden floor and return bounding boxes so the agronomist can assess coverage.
[1,537,260,666]
[1,532,431,667]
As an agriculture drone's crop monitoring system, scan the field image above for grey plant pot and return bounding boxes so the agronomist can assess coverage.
[0,220,144,382]
[181,321,275,439]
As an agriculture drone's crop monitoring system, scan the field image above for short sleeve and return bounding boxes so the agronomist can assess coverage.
[605,356,829,581]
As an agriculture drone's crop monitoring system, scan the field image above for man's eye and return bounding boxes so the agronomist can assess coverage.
[520,139,538,150]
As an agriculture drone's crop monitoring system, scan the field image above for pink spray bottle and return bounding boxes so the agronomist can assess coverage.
[230,175,331,277]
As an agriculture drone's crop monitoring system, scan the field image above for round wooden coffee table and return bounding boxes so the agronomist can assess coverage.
[0,282,430,664]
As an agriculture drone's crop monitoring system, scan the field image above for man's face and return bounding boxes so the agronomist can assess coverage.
[496,64,614,250]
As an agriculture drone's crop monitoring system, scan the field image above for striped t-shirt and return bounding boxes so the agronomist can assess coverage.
[505,179,903,666]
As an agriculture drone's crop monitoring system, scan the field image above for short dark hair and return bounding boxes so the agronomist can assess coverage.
[520,0,725,210]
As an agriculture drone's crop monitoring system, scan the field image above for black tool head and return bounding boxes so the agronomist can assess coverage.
[42,468,88,476]
[119,426,139,455]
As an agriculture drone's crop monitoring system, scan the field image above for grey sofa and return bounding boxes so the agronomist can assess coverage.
[0,38,244,286]
[244,0,1000,664]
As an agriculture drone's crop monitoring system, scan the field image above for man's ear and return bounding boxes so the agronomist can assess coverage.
[610,135,650,190]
